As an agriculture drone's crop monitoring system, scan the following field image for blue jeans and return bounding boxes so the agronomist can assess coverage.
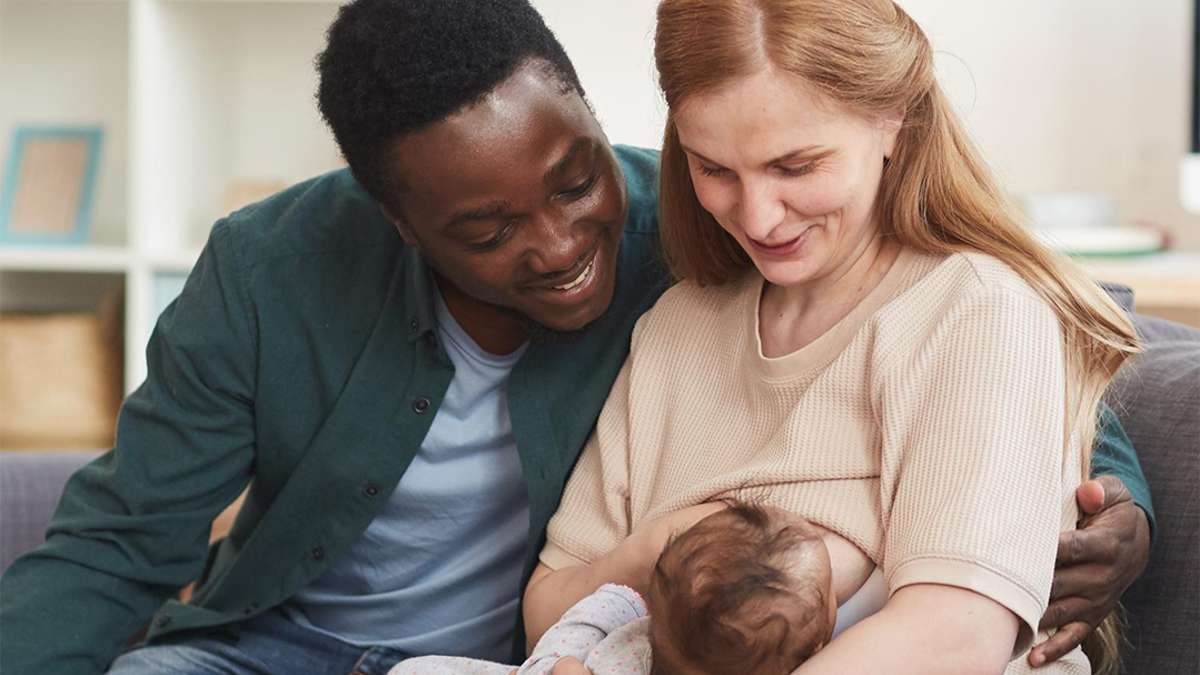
[107,608,408,675]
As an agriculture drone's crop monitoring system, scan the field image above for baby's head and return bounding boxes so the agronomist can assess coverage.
[646,503,835,675]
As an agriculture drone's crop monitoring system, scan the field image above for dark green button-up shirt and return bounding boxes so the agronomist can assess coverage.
[0,145,1152,675]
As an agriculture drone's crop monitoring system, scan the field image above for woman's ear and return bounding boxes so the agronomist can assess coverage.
[880,110,905,160]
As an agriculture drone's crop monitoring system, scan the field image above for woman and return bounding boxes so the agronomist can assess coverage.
[524,1,1138,674]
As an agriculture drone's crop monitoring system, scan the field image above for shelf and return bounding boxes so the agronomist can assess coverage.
[1081,252,1200,305]
[2,0,348,395]
[0,245,131,273]
[160,0,342,4]
[134,0,341,253]
[147,249,204,274]
[1,0,130,249]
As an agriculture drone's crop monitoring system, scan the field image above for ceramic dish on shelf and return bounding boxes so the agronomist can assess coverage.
[1033,226,1166,257]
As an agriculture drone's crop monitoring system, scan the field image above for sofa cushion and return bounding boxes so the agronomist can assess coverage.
[1107,314,1200,675]
[0,451,101,574]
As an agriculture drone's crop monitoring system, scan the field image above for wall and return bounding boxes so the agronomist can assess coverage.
[533,0,1200,252]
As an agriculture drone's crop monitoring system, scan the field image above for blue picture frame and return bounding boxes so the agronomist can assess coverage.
[0,126,103,246]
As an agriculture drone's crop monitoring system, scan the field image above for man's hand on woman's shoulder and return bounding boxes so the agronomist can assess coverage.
[1031,476,1151,667]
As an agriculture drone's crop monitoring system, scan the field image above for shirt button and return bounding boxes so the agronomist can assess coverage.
[243,603,259,615]
[154,614,171,628]
[412,397,430,414]
[311,546,325,561]
[362,483,381,498]
[410,318,419,332]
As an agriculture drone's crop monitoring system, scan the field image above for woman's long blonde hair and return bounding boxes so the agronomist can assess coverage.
[655,0,1139,670]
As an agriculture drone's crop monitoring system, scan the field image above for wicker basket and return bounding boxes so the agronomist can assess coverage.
[0,301,123,451]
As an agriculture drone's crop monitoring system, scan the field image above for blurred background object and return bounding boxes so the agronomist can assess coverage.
[0,290,122,451]
[0,126,102,246]
[1023,193,1166,257]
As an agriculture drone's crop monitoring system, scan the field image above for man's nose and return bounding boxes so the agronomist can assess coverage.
[525,215,586,276]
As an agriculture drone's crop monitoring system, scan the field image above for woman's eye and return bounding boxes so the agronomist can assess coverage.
[778,163,814,178]
[698,164,728,178]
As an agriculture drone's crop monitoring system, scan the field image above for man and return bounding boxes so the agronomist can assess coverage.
[0,1,1152,674]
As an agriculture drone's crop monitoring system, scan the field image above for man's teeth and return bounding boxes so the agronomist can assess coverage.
[553,258,595,291]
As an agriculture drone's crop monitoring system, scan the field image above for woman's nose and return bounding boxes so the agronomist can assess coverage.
[737,180,786,241]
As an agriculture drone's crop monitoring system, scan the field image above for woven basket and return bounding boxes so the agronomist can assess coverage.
[0,301,123,451]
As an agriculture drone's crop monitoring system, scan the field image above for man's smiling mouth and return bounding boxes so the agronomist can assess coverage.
[552,256,596,291]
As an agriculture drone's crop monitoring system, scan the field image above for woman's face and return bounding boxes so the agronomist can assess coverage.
[673,67,901,288]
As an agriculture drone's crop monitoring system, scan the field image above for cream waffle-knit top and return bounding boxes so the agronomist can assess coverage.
[540,248,1087,672]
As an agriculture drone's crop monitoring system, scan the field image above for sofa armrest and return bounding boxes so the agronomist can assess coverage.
[0,451,103,574]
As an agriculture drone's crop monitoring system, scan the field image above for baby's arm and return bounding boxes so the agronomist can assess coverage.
[387,655,513,675]
[519,584,647,675]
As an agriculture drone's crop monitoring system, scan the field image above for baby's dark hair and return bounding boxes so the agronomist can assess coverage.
[315,0,585,208]
[646,502,833,675]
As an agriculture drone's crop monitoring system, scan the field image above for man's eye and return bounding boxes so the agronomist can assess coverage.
[559,172,599,200]
[468,221,516,251]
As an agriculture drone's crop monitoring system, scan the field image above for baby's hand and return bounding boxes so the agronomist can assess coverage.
[551,657,592,675]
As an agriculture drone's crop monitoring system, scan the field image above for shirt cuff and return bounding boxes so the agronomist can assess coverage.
[538,541,591,570]
[596,584,649,617]
[888,557,1043,659]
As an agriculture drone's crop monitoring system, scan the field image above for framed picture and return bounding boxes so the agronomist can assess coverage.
[0,126,103,246]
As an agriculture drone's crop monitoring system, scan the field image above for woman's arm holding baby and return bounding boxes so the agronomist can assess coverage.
[526,503,878,652]
[795,584,1019,675]
[524,503,727,651]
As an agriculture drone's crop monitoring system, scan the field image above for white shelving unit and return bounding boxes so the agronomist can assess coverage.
[0,0,343,392]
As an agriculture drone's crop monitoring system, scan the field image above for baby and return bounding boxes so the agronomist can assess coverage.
[388,502,836,675]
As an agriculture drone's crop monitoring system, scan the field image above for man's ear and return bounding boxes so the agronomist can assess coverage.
[380,202,418,247]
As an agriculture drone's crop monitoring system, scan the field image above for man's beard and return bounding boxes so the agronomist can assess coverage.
[495,304,591,345]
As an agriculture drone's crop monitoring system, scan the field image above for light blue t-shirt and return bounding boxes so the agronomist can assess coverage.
[285,287,530,660]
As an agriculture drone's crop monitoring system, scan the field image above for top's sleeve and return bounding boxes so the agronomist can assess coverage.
[878,286,1071,658]
[1089,402,1156,542]
[539,337,640,570]
[518,584,647,675]
[0,221,258,675]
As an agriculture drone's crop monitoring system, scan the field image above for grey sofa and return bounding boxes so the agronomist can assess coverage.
[1,451,102,573]
[1104,312,1200,674]
[1,311,1197,674]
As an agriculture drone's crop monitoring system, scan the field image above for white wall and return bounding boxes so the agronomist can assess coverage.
[534,0,1200,252]
[906,0,1199,252]
[531,0,664,149]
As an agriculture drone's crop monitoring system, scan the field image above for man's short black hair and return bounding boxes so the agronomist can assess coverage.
[316,0,586,208]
